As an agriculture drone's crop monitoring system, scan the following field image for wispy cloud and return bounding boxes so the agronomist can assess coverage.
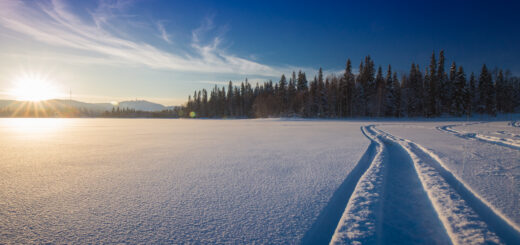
[0,0,288,77]
[157,21,172,44]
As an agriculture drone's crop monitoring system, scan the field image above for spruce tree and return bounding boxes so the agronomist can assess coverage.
[437,50,448,114]
[317,68,326,117]
[479,64,496,115]
[375,66,385,117]
[288,72,297,114]
[384,65,396,117]
[467,73,476,117]
[279,74,288,114]
[452,66,466,116]
[448,62,457,115]
[427,52,437,117]
[495,70,507,113]
[406,63,424,117]
[344,59,355,117]
[227,81,234,116]
[297,70,308,91]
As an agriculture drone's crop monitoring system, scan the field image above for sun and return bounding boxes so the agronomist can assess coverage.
[9,73,60,101]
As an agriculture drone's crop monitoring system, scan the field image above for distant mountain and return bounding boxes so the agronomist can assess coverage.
[0,99,171,113]
[117,100,167,112]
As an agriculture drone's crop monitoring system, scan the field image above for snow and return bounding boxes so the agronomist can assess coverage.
[1,118,519,244]
[0,118,369,244]
[438,122,520,150]
[378,122,520,231]
[330,127,385,245]
[371,126,503,244]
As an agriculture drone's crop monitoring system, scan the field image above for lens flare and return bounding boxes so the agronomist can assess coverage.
[9,73,60,101]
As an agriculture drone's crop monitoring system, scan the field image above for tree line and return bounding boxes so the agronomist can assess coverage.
[184,51,520,118]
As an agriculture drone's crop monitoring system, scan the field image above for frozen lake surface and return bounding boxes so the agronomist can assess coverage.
[1,118,519,244]
[0,119,369,244]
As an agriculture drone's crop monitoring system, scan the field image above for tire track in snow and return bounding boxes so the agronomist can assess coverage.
[330,126,451,244]
[372,126,520,245]
[328,126,386,244]
[437,124,520,151]
[496,131,520,139]
[378,134,451,244]
[301,128,378,245]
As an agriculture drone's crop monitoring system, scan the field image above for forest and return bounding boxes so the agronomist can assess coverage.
[183,51,520,118]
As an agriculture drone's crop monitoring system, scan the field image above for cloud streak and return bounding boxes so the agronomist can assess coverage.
[157,22,172,44]
[0,0,287,77]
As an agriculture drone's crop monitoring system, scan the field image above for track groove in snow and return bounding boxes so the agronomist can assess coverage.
[437,124,520,151]
[329,126,386,244]
[378,135,451,244]
[372,126,520,245]
[302,130,377,245]
[331,125,519,244]
[496,131,520,139]
[330,126,451,244]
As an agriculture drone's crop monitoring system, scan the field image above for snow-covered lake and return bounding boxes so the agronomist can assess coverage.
[0,118,369,244]
[1,118,519,244]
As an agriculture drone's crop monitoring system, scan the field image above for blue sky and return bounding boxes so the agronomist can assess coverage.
[1,0,519,105]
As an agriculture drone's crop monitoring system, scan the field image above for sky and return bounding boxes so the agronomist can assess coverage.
[1,0,519,106]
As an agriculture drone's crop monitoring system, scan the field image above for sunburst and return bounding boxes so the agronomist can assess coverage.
[9,73,61,102]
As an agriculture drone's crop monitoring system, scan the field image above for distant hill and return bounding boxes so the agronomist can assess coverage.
[117,100,167,112]
[0,99,172,113]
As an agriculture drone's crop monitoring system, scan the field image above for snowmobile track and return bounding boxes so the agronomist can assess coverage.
[329,125,520,245]
[301,129,378,245]
[437,124,520,151]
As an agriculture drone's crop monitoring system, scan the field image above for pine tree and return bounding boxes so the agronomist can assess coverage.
[279,74,287,114]
[448,62,457,115]
[317,68,326,117]
[452,66,466,116]
[495,70,507,113]
[354,61,366,116]
[393,72,402,117]
[309,76,319,117]
[467,73,476,116]
[406,63,424,117]
[512,77,520,112]
[384,65,396,117]
[297,70,308,91]
[227,81,234,116]
[375,66,385,117]
[288,72,297,114]
[427,52,437,117]
[363,56,376,116]
[479,64,496,115]
[201,89,208,117]
[437,50,448,114]
[344,59,355,117]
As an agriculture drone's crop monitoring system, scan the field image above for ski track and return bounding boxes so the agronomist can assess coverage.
[330,125,520,245]
[437,124,520,151]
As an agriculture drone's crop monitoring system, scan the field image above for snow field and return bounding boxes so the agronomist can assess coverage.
[1,119,519,244]
[329,127,385,244]
[438,122,520,150]
[380,122,520,227]
[371,126,508,244]
[0,119,369,244]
